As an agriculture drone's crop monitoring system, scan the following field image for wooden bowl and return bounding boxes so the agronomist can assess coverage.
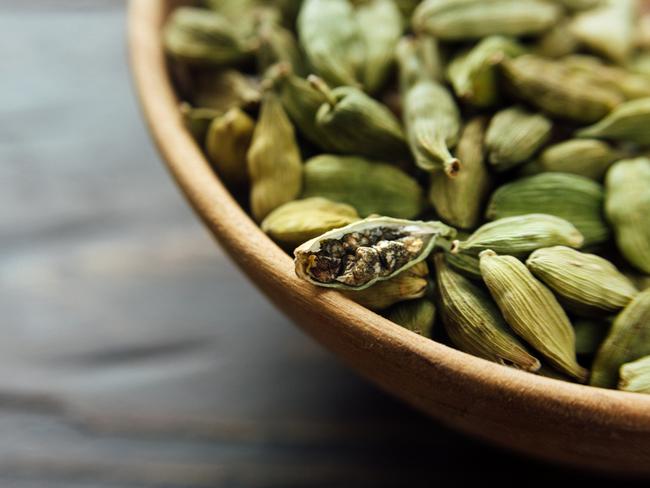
[128,0,650,475]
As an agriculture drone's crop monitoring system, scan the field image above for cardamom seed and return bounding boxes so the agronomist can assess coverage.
[500,54,623,123]
[345,262,431,311]
[605,158,650,273]
[387,297,436,337]
[526,246,638,316]
[309,76,410,161]
[447,36,526,108]
[485,106,552,172]
[485,173,609,247]
[434,254,541,372]
[205,108,255,189]
[302,154,424,219]
[397,38,461,176]
[452,214,584,257]
[247,92,303,221]
[536,139,624,181]
[413,0,560,41]
[619,355,650,394]
[429,117,491,230]
[479,250,588,381]
[591,289,650,388]
[261,197,360,249]
[577,98,650,145]
[294,217,456,290]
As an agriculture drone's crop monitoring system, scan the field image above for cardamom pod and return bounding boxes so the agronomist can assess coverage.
[591,289,650,388]
[294,217,456,290]
[619,355,650,394]
[452,214,584,257]
[302,154,424,219]
[297,0,363,87]
[485,173,609,247]
[434,254,541,371]
[179,103,221,142]
[163,7,254,66]
[386,298,436,337]
[548,0,603,10]
[534,21,580,59]
[485,107,552,172]
[266,63,338,151]
[562,55,650,101]
[397,38,461,176]
[356,0,404,94]
[413,0,560,41]
[429,117,491,230]
[500,55,623,123]
[570,0,636,64]
[247,92,303,221]
[447,36,526,108]
[574,319,610,357]
[536,139,624,181]
[605,158,650,273]
[309,76,410,161]
[205,108,255,189]
[479,250,588,381]
[261,197,360,249]
[445,251,482,281]
[577,98,650,146]
[527,246,638,316]
[192,69,261,113]
[255,19,306,76]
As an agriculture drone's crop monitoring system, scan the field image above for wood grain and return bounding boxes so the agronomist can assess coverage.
[128,0,650,476]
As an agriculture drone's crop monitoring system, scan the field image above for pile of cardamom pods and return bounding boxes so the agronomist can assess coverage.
[164,0,650,392]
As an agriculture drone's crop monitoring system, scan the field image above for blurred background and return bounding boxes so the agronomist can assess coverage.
[0,1,645,486]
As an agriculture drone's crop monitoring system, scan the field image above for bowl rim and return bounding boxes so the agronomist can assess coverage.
[128,0,650,471]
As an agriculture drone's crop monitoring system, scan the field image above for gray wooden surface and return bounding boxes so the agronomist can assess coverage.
[0,1,641,486]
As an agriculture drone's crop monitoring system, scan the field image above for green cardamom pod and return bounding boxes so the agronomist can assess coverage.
[574,319,610,357]
[302,154,425,219]
[247,92,303,221]
[297,0,364,87]
[577,98,650,146]
[591,289,650,388]
[355,0,404,94]
[485,107,552,172]
[205,107,255,189]
[626,271,650,292]
[205,0,257,18]
[485,173,609,247]
[412,0,560,41]
[569,0,636,64]
[394,0,421,19]
[500,55,623,123]
[534,21,580,59]
[619,355,650,394]
[294,217,457,290]
[547,0,603,10]
[605,158,650,273]
[445,251,482,281]
[562,55,650,101]
[345,262,431,311]
[387,298,436,338]
[261,197,360,249]
[192,69,261,113]
[309,76,410,161]
[163,7,254,66]
[434,254,541,372]
[179,103,222,143]
[266,63,338,151]
[255,19,306,76]
[397,38,461,176]
[479,250,588,382]
[526,246,638,316]
[447,36,526,108]
[536,139,624,181]
[429,117,491,230]
[452,214,584,257]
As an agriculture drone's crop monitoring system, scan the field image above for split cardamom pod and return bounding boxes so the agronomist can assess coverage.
[479,250,587,382]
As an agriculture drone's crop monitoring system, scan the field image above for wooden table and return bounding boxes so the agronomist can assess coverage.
[0,1,638,486]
